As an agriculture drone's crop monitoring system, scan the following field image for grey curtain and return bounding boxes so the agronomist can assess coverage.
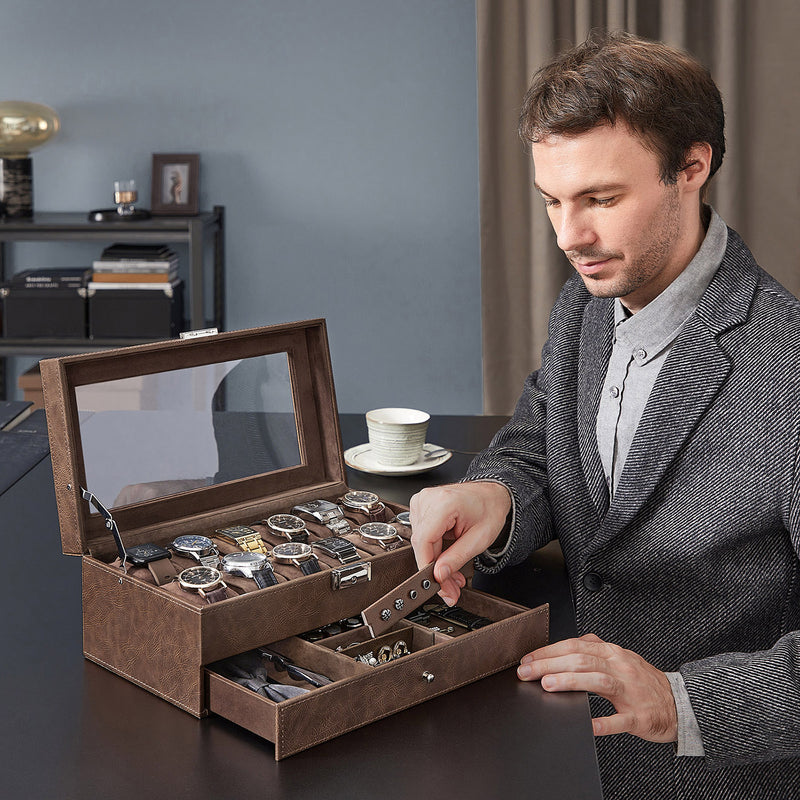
[478,0,800,414]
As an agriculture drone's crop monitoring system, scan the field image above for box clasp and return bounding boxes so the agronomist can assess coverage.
[331,561,371,590]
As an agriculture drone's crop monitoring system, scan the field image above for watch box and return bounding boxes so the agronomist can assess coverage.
[41,319,548,759]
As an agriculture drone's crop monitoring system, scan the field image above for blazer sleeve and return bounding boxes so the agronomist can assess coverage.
[462,338,555,574]
[679,431,800,768]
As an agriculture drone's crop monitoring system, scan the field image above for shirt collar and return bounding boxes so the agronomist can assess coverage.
[613,207,728,362]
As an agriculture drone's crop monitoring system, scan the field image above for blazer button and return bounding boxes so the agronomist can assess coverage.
[583,572,604,592]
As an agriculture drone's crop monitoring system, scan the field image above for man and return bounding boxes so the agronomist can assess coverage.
[410,31,800,799]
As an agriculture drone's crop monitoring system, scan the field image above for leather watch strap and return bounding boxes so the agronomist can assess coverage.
[253,567,278,588]
[147,557,178,586]
[299,558,322,575]
[203,585,229,603]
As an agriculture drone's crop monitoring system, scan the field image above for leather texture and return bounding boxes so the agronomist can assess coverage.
[465,227,800,798]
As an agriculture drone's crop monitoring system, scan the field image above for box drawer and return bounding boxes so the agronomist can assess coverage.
[206,590,549,759]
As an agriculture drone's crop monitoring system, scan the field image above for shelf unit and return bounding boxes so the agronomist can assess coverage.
[0,205,225,399]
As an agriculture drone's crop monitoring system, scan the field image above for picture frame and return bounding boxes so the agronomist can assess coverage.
[150,153,199,215]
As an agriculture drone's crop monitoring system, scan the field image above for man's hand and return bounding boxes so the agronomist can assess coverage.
[409,482,511,605]
[517,633,678,743]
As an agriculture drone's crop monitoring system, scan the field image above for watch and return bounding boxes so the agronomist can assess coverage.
[358,522,404,551]
[264,513,309,543]
[291,499,351,536]
[393,511,412,529]
[125,542,177,586]
[214,525,270,555]
[339,490,387,521]
[271,541,322,575]
[220,551,278,588]
[312,535,361,564]
[177,565,228,603]
[171,534,220,567]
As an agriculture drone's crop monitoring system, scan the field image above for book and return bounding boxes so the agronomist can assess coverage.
[0,400,34,430]
[87,279,181,291]
[90,270,178,283]
[100,243,175,259]
[91,258,178,272]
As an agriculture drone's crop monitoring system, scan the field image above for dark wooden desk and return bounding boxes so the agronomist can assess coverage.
[0,414,602,799]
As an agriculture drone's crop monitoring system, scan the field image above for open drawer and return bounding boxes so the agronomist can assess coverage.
[206,588,549,759]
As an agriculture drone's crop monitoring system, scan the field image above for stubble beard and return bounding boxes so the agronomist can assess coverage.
[570,186,682,302]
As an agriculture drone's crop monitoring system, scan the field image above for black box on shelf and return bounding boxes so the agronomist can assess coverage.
[87,279,184,339]
[0,284,88,338]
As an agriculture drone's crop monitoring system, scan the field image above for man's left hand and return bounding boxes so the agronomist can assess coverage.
[516,633,678,743]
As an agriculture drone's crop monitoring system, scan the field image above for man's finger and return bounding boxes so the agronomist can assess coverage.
[592,713,634,737]
[520,636,609,665]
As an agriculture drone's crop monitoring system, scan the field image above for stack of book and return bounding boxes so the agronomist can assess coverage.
[90,243,179,288]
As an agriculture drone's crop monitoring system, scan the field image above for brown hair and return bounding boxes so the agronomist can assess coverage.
[519,31,725,194]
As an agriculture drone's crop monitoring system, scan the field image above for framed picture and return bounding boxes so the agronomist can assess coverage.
[151,153,199,215]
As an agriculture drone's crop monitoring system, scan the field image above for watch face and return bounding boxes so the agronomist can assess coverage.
[222,552,267,570]
[359,522,398,541]
[126,543,171,564]
[217,525,257,537]
[395,511,411,527]
[272,542,313,560]
[267,513,306,533]
[172,534,214,553]
[344,490,379,507]
[179,566,222,589]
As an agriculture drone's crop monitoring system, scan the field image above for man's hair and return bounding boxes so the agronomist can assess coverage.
[519,31,725,194]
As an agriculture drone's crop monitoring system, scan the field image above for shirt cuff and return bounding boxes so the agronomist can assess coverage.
[459,477,516,568]
[665,672,705,757]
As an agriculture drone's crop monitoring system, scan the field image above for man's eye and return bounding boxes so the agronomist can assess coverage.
[593,197,616,207]
[542,198,559,208]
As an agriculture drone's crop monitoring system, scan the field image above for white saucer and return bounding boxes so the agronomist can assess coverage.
[344,442,453,476]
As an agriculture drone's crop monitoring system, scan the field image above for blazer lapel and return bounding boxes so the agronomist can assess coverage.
[576,298,614,517]
[588,228,757,550]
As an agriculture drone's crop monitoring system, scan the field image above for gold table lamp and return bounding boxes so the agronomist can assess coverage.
[0,101,60,218]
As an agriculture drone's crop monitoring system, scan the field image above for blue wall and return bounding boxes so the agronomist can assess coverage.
[1,0,481,416]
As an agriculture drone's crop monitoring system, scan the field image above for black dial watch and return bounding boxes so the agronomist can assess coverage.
[172,534,220,567]
[358,522,404,551]
[271,542,322,575]
[339,490,387,521]
[264,513,309,543]
[177,566,228,603]
[312,535,361,564]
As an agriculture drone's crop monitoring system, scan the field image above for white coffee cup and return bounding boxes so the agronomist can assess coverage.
[366,407,430,466]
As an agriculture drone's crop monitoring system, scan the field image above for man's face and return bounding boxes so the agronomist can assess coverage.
[532,122,698,312]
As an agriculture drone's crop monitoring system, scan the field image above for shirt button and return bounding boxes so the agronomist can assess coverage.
[635,348,647,360]
[583,572,605,592]
[609,386,620,398]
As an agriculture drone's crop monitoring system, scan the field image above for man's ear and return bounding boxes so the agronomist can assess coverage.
[679,142,713,193]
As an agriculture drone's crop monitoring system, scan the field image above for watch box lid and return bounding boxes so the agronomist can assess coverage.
[41,319,346,557]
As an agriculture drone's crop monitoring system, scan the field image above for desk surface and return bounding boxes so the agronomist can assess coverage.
[0,414,602,799]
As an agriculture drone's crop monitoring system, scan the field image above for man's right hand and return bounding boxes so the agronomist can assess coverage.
[409,481,512,605]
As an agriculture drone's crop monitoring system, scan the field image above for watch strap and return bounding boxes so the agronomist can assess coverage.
[300,557,322,575]
[253,566,279,588]
[147,557,178,586]
[203,585,229,603]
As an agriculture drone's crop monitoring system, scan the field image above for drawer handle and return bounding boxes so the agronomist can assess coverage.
[422,671,435,683]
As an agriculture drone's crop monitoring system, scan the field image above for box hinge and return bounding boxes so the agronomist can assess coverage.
[331,561,371,590]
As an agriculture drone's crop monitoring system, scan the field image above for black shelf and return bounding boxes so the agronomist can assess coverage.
[0,206,225,399]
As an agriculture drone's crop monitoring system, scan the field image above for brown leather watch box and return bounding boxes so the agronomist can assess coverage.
[41,319,548,759]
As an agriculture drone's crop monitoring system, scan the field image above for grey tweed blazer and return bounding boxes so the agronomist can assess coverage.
[466,228,800,799]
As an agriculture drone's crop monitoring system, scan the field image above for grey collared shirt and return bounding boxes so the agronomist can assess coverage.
[595,207,728,758]
[596,209,728,496]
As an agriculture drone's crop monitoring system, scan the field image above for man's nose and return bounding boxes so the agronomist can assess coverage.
[555,208,595,253]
